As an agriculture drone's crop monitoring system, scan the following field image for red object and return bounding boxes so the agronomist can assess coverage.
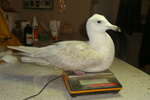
[52,36,58,41]
[89,83,118,87]
[34,28,38,41]
[92,0,98,4]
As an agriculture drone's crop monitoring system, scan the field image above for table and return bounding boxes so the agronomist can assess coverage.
[0,58,150,100]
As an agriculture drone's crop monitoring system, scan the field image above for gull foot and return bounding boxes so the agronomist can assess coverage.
[74,70,85,75]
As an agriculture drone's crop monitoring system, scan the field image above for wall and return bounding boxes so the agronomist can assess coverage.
[97,0,120,24]
[141,0,149,15]
[91,0,120,24]
[141,0,149,25]
[9,0,91,33]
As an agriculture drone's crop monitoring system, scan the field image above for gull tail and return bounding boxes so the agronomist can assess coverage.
[21,57,51,65]
[7,46,41,55]
[7,46,54,65]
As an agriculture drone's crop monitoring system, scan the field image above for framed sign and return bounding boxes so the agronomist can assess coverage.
[24,0,53,10]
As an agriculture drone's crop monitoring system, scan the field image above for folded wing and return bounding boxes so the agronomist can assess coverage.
[7,41,103,71]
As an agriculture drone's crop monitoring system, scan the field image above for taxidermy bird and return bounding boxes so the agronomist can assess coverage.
[8,14,120,74]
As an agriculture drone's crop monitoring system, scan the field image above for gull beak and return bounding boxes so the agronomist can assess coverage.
[114,26,121,32]
[112,25,121,32]
[107,25,121,32]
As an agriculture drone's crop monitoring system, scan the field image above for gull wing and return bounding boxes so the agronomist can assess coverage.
[30,41,103,71]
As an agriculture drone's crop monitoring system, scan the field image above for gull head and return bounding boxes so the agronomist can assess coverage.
[86,14,121,34]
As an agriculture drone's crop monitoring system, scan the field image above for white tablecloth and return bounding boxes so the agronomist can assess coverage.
[0,58,150,100]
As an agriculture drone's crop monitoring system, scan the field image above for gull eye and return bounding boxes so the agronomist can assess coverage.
[97,21,101,24]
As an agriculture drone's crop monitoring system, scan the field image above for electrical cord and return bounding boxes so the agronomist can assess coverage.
[23,75,62,100]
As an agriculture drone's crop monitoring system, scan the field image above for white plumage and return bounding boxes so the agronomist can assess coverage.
[8,14,120,72]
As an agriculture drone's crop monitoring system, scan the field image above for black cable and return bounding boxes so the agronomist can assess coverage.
[23,75,62,100]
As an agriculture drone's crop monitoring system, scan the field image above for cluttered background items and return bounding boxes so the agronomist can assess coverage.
[0,0,15,12]
[0,0,74,48]
[0,7,74,48]
[0,8,22,48]
[0,0,22,48]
